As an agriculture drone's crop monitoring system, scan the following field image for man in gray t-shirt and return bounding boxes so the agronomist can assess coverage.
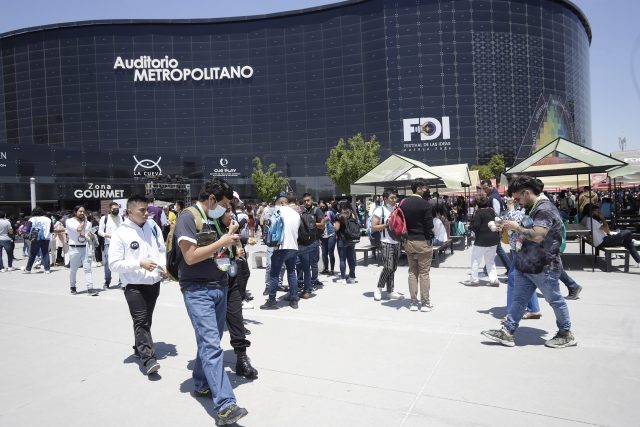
[0,211,15,271]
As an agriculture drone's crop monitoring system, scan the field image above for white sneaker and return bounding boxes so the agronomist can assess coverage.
[0,268,6,273]
[22,270,31,274]
[346,278,357,284]
[373,288,382,301]
[421,303,434,312]
[44,270,51,275]
[242,300,254,310]
[388,291,401,299]
[409,301,419,312]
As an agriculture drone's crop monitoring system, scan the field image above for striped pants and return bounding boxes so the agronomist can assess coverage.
[377,241,400,292]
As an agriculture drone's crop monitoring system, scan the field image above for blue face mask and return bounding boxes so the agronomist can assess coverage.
[208,204,226,219]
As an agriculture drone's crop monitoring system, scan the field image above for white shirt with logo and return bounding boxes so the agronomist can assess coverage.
[276,205,300,250]
[29,216,52,240]
[65,217,92,245]
[373,205,397,244]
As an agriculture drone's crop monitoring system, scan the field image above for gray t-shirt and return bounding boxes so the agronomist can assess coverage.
[0,219,12,241]
[174,210,228,286]
[515,198,563,273]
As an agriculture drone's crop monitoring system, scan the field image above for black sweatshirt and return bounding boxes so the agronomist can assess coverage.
[401,194,434,241]
[470,207,500,247]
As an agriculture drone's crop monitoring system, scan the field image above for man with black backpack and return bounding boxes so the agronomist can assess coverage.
[98,202,123,289]
[297,193,325,299]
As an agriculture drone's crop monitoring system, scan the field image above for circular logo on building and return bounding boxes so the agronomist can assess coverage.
[220,158,229,167]
[422,121,438,137]
[130,241,140,250]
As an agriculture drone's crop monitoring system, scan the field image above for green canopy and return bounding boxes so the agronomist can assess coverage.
[506,137,626,177]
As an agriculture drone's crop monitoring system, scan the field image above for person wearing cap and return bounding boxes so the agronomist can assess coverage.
[108,195,166,375]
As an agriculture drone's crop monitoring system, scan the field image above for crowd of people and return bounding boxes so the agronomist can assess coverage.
[2,176,640,426]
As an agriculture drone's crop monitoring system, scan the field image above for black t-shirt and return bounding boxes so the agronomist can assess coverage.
[402,195,434,241]
[174,210,228,286]
[470,207,500,247]
[516,198,563,273]
[305,206,324,240]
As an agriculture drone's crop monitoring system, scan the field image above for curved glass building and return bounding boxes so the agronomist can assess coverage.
[0,0,591,207]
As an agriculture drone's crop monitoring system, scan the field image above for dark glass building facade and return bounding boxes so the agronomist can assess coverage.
[0,0,591,208]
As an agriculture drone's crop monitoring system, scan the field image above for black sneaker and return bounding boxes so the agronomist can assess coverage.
[70,287,77,295]
[145,360,161,375]
[545,330,578,348]
[217,404,248,426]
[320,269,329,275]
[191,388,211,398]
[290,299,298,309]
[103,283,110,290]
[262,287,269,296]
[259,299,278,310]
[88,289,99,296]
[481,327,515,347]
[565,285,583,300]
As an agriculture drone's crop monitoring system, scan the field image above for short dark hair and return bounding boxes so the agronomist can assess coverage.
[0,211,5,218]
[198,178,233,202]
[31,206,44,216]
[175,200,184,210]
[127,194,149,209]
[109,202,119,208]
[475,192,489,208]
[480,179,493,188]
[302,192,312,199]
[508,175,543,196]
[382,189,397,199]
[411,178,428,194]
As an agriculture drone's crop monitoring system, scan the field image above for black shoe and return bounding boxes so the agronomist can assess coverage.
[262,287,269,296]
[132,346,141,359]
[320,269,329,275]
[260,299,278,310]
[217,404,248,426]
[243,327,251,335]
[191,388,211,398]
[244,293,254,301]
[565,285,583,300]
[277,285,287,292]
[290,299,298,309]
[70,287,77,295]
[145,360,161,375]
[103,284,110,290]
[235,353,258,380]
[89,289,99,296]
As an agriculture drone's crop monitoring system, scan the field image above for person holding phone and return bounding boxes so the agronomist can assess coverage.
[108,195,166,376]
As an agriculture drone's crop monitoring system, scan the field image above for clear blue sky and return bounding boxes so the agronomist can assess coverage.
[1,0,639,154]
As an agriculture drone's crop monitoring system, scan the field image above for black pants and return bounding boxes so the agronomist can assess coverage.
[227,274,250,354]
[124,283,160,366]
[235,258,251,300]
[600,230,640,263]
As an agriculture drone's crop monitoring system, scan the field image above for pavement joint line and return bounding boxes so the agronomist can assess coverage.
[414,392,610,427]
[399,330,456,426]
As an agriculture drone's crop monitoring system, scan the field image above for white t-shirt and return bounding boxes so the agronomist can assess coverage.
[372,205,397,244]
[276,205,300,250]
[433,217,448,243]
[98,214,123,244]
[581,217,607,247]
[29,216,52,240]
[0,218,13,241]
[65,217,92,245]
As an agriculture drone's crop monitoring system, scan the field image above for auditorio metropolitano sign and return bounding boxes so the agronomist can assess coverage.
[114,56,254,82]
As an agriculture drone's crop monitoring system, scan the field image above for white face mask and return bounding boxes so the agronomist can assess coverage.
[208,204,226,219]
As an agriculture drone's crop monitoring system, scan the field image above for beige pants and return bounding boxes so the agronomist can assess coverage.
[405,239,433,304]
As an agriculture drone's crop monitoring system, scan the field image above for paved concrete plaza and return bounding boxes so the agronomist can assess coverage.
[1,241,638,427]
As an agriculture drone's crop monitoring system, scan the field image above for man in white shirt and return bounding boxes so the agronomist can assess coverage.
[0,211,16,272]
[371,190,401,302]
[260,192,301,310]
[109,195,166,375]
[24,207,52,274]
[66,206,98,295]
[581,203,640,266]
[98,202,123,289]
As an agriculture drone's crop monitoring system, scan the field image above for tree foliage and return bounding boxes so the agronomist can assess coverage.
[326,133,380,193]
[472,154,505,181]
[251,157,289,202]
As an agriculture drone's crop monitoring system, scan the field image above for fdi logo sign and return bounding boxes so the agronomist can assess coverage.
[402,117,452,152]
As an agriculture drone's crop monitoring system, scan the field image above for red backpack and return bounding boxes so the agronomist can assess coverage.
[387,199,408,240]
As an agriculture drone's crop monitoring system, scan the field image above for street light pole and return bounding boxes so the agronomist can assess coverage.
[30,177,36,210]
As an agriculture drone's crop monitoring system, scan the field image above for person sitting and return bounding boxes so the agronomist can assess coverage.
[580,204,640,268]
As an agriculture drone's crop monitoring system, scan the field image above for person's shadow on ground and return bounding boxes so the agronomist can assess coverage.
[480,326,548,347]
[362,291,408,310]
[122,341,178,380]
[477,306,507,320]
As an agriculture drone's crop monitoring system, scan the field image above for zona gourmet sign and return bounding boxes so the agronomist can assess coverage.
[74,183,125,199]
[114,56,254,82]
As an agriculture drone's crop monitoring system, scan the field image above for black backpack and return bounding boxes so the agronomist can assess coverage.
[342,217,361,244]
[298,209,317,246]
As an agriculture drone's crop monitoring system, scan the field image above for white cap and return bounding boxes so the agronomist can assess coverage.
[233,191,242,204]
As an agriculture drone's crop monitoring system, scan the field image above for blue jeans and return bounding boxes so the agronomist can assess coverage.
[104,243,112,284]
[264,246,284,287]
[0,240,14,269]
[309,240,320,282]
[296,245,312,293]
[321,235,336,272]
[26,240,51,272]
[182,283,236,412]
[337,240,356,280]
[559,269,579,292]
[69,246,93,289]
[267,249,298,301]
[505,267,572,334]
[506,252,540,313]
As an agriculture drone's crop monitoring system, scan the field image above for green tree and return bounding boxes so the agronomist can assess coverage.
[472,154,505,181]
[326,133,380,193]
[251,157,289,201]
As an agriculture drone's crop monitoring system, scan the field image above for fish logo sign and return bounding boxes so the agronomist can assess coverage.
[133,155,162,177]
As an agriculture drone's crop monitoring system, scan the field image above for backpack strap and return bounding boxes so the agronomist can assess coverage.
[185,206,204,232]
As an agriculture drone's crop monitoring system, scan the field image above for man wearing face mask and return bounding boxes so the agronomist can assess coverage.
[174,178,248,426]
[99,202,123,289]
[109,195,166,375]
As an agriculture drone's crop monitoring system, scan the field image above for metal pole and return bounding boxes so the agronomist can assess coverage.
[30,177,36,210]
[588,174,594,272]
